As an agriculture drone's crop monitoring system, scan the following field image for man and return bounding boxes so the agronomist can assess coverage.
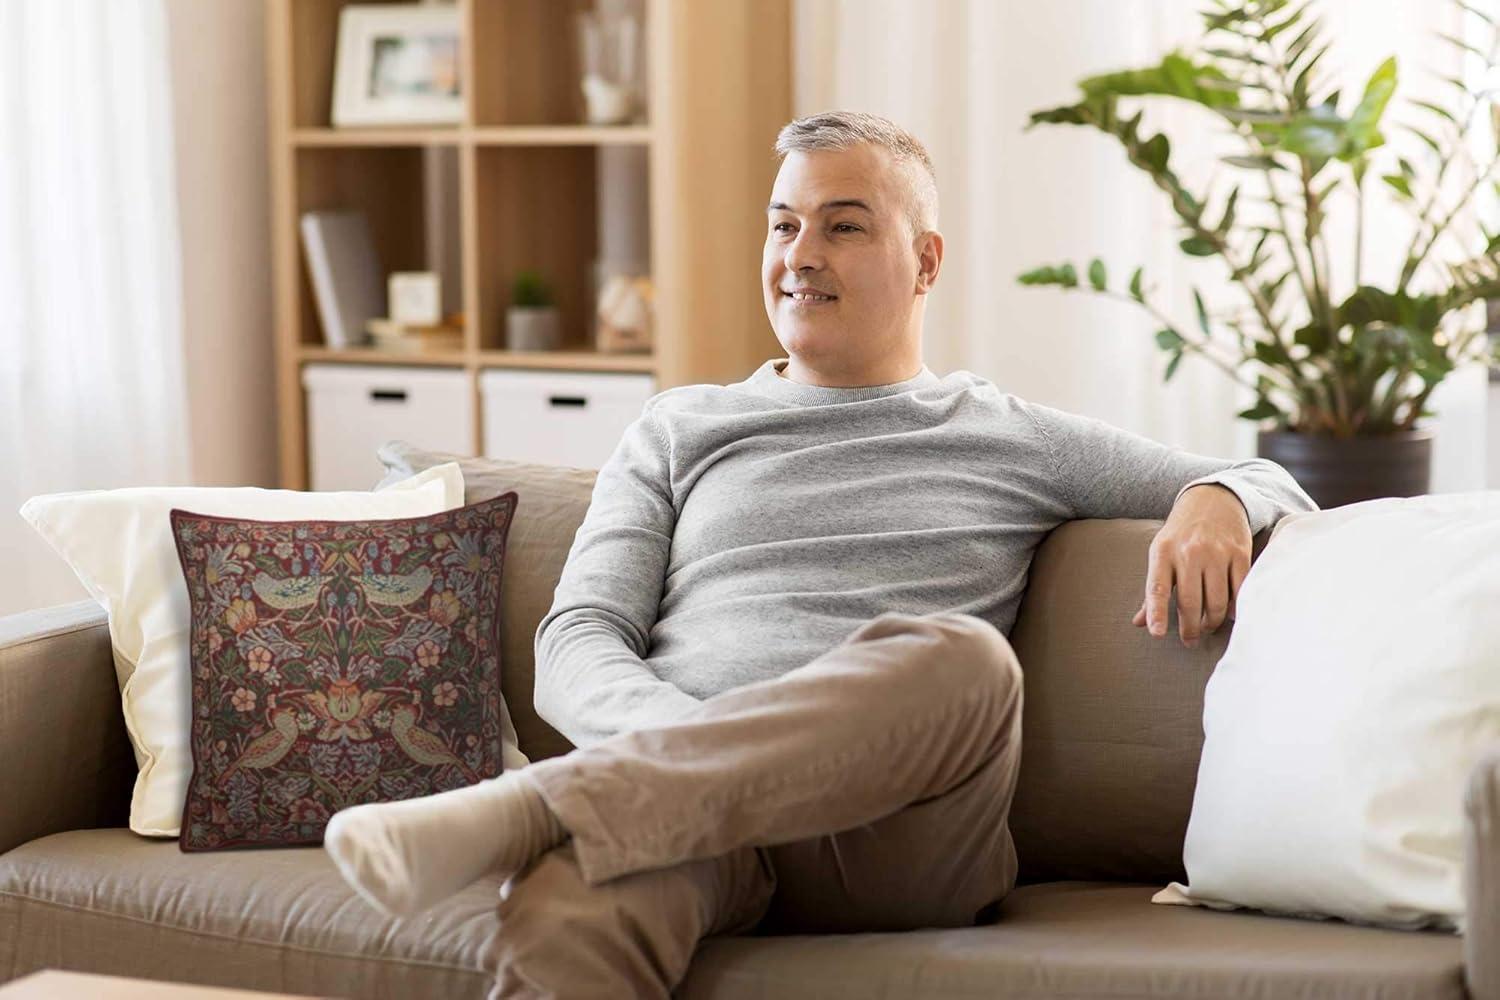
[325,111,1316,997]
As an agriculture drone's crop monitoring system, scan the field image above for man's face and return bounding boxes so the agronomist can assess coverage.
[762,145,928,378]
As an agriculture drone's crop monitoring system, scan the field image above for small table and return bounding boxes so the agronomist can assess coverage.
[0,970,332,999]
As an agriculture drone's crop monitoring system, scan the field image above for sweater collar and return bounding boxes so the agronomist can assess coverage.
[742,358,940,406]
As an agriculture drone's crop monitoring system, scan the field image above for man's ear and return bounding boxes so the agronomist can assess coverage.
[915,230,944,294]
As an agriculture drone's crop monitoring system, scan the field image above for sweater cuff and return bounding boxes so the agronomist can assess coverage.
[1175,475,1274,535]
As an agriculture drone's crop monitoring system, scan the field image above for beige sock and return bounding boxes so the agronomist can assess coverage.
[323,770,565,918]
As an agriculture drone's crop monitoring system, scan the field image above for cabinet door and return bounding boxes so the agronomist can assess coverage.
[480,370,656,470]
[303,364,473,490]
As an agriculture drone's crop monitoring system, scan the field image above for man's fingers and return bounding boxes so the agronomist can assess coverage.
[1144,547,1173,638]
[1203,565,1230,632]
[1176,569,1203,645]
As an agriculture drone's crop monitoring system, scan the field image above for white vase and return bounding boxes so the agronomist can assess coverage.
[505,306,562,351]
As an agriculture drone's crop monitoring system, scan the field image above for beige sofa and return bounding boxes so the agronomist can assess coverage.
[1,458,1494,999]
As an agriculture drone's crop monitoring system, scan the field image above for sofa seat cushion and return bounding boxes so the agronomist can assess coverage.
[680,882,1466,1000]
[0,828,499,998]
[1,833,1467,1000]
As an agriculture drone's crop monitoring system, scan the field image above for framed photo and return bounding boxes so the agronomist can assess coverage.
[332,5,463,127]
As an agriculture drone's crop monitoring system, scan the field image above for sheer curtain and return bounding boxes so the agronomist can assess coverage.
[0,0,190,616]
[793,0,1486,482]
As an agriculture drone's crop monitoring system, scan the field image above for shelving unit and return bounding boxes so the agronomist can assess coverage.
[266,0,790,488]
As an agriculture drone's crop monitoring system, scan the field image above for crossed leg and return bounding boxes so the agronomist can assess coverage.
[326,611,1023,997]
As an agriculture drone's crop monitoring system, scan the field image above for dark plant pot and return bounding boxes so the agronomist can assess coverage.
[1256,429,1433,509]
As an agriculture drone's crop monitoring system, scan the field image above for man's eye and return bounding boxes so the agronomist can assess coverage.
[772,222,794,233]
[833,224,859,233]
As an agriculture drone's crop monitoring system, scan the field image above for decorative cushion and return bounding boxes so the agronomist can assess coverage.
[18,464,465,836]
[1154,492,1500,931]
[170,492,518,850]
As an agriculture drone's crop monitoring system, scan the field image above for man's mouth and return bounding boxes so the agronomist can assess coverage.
[782,290,837,303]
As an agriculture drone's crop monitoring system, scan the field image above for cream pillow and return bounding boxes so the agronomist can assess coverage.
[19,464,464,836]
[1154,491,1500,931]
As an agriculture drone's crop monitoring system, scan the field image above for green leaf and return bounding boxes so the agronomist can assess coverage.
[1262,1,1310,42]
[1285,18,1323,67]
[1237,398,1284,421]
[1193,288,1211,335]
[1222,153,1285,170]
[1088,258,1108,291]
[1456,0,1495,26]
[1140,133,1171,171]
[1164,350,1186,382]
[1292,43,1331,105]
[1155,328,1187,351]
[1280,105,1346,159]
[1180,235,1218,256]
[1382,173,1414,198]
[1403,124,1445,157]
[1129,267,1144,301]
[1017,264,1082,288]
[1293,322,1330,351]
[1409,98,1458,124]
[1079,51,1241,110]
[1339,56,1397,159]
[1216,185,1240,234]
[1436,31,1489,61]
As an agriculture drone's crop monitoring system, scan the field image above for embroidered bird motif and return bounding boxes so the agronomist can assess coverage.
[360,568,434,606]
[251,571,323,610]
[218,707,300,787]
[390,703,480,783]
[304,679,385,741]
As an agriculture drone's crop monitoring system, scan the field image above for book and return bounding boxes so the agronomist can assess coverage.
[299,211,384,348]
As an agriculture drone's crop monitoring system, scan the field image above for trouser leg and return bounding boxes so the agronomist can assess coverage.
[482,842,773,1000]
[523,611,1024,889]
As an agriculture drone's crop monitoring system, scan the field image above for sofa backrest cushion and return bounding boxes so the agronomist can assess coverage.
[378,445,1240,885]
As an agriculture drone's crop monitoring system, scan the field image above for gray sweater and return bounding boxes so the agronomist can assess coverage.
[534,358,1317,748]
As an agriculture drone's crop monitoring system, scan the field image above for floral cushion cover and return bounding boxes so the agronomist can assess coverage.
[169,492,518,851]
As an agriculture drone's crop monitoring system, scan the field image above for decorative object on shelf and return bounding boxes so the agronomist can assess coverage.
[365,314,465,353]
[1016,0,1500,508]
[389,272,442,326]
[575,2,643,125]
[299,211,383,348]
[505,271,562,352]
[595,274,654,354]
[332,4,462,128]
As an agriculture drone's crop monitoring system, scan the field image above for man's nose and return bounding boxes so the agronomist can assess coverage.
[783,229,825,273]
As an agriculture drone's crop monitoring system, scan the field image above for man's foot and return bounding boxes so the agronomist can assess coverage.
[323,770,566,917]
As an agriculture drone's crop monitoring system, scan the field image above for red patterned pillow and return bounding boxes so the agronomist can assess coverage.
[169,492,518,851]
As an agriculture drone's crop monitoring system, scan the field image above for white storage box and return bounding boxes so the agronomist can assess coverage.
[480,369,656,469]
[302,364,473,491]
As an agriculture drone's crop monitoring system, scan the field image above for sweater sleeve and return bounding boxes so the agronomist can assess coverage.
[532,404,704,748]
[1019,399,1318,532]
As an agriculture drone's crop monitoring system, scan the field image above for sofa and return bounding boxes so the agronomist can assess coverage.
[0,457,1493,999]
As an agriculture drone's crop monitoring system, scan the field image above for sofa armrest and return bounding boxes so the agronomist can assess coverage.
[1466,747,1500,1000]
[0,600,134,853]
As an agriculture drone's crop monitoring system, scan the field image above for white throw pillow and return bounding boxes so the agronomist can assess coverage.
[19,464,464,836]
[1153,491,1500,931]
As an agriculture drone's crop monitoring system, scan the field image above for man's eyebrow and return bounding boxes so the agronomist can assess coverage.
[766,199,874,214]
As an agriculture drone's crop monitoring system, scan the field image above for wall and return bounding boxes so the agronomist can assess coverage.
[165,0,276,489]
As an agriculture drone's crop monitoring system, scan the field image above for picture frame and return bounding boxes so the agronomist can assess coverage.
[331,5,463,128]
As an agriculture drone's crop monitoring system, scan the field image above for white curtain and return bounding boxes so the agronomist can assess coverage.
[793,0,1488,484]
[0,0,190,617]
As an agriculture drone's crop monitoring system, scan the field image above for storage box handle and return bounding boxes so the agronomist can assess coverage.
[369,389,408,403]
[549,395,588,408]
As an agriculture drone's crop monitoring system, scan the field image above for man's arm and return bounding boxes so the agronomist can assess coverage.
[1019,400,1318,646]
[533,405,703,748]
[1019,399,1316,531]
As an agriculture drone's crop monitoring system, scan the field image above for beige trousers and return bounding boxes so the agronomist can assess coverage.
[481,611,1025,999]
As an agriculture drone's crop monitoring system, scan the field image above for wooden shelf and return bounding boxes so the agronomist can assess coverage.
[475,349,655,373]
[469,125,653,147]
[267,0,791,488]
[298,346,468,367]
[292,127,463,148]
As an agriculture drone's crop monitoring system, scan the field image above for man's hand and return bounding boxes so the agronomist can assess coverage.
[1131,484,1252,648]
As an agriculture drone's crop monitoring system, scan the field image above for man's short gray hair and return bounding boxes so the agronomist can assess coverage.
[774,110,939,239]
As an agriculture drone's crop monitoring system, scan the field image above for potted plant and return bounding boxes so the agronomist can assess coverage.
[1017,0,1500,507]
[506,271,562,352]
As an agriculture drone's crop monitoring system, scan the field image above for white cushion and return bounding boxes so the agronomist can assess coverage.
[19,465,464,836]
[1154,491,1500,931]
